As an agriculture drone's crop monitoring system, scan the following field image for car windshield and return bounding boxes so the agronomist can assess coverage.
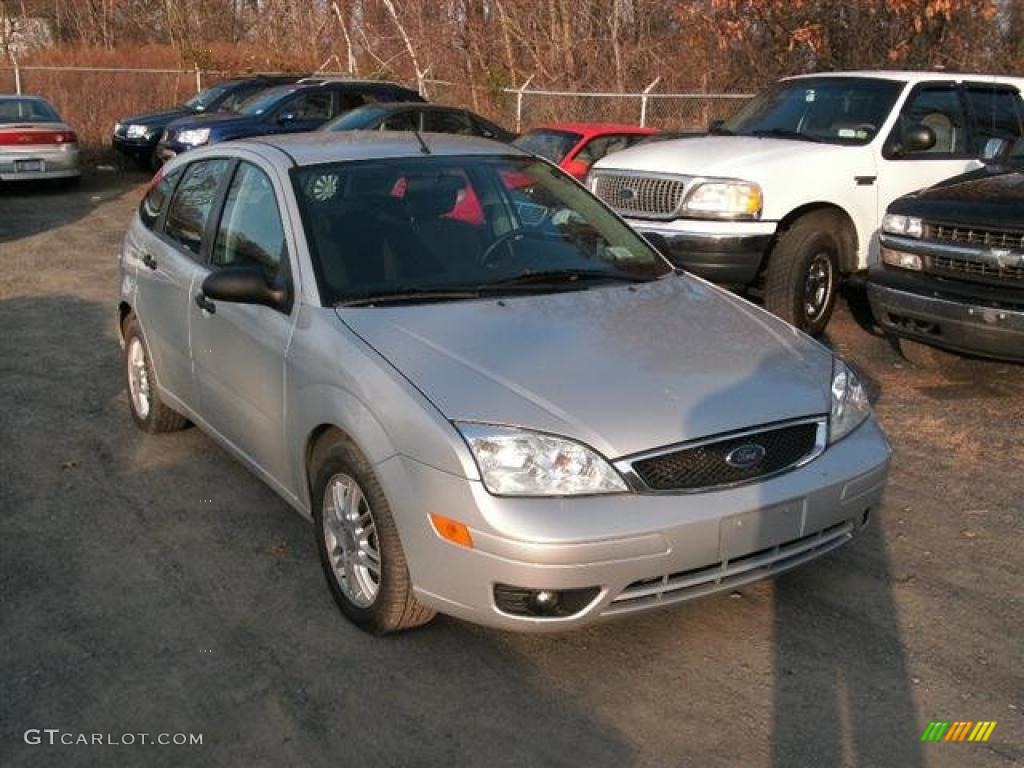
[293,155,672,306]
[324,106,387,131]
[513,130,582,162]
[237,85,297,116]
[183,84,231,112]
[0,97,60,123]
[724,77,905,145]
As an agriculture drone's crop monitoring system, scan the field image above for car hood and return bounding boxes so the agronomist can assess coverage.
[890,167,1024,230]
[166,111,257,133]
[120,107,194,129]
[338,276,833,459]
[593,135,854,181]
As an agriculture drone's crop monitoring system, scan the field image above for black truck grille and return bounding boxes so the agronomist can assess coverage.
[925,222,1024,251]
[921,222,1024,286]
[629,421,821,492]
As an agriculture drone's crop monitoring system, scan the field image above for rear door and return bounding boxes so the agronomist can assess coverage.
[133,158,230,409]
[190,158,297,482]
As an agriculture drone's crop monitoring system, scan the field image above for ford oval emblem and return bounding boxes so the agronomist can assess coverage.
[725,443,766,469]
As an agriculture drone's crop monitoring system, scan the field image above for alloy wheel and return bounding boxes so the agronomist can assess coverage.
[321,473,381,608]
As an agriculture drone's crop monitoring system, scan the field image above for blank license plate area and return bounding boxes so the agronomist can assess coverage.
[720,500,803,560]
[15,159,44,172]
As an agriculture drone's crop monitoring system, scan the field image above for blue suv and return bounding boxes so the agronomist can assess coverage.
[156,78,424,162]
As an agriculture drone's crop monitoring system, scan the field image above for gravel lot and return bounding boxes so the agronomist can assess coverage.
[1,173,1021,768]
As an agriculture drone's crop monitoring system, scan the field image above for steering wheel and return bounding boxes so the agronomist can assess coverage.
[480,230,527,268]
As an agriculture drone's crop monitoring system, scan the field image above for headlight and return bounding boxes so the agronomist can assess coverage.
[125,124,152,139]
[880,246,923,271]
[829,359,871,444]
[113,122,123,135]
[682,180,762,219]
[177,128,211,146]
[881,213,923,237]
[457,423,627,497]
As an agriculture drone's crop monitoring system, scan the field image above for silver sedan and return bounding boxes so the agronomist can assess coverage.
[118,132,890,634]
[0,95,80,182]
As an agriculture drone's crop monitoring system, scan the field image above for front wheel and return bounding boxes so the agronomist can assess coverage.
[763,213,842,336]
[312,439,435,634]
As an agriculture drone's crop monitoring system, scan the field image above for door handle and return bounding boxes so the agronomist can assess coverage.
[141,252,157,270]
[194,293,216,314]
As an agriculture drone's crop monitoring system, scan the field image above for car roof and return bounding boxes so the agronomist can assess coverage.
[239,131,527,165]
[530,122,659,137]
[784,70,1024,87]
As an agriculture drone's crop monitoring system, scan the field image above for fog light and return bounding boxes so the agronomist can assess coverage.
[881,246,923,271]
[493,584,600,618]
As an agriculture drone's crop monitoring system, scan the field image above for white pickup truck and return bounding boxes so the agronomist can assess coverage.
[588,71,1024,334]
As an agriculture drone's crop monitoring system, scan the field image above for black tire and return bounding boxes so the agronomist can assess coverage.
[763,212,842,336]
[312,438,435,634]
[898,337,959,368]
[122,315,189,433]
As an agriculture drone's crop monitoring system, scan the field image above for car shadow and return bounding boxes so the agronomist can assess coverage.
[0,294,634,768]
[0,170,148,244]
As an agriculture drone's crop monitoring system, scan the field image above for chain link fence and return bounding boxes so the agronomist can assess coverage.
[0,64,752,152]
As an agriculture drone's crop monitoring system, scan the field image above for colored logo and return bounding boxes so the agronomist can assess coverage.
[725,443,766,469]
[921,721,997,742]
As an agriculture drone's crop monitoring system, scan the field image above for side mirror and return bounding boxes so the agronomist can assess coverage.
[562,159,590,179]
[902,124,937,153]
[277,111,297,125]
[981,137,1010,164]
[708,119,726,134]
[201,265,291,312]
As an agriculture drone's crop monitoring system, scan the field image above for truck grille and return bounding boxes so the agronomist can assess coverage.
[591,173,688,219]
[625,420,823,493]
[928,253,1024,283]
[925,222,1024,251]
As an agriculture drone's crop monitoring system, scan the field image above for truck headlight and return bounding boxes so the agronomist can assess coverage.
[177,128,211,146]
[829,359,871,444]
[125,124,152,139]
[682,180,762,219]
[882,213,923,238]
[457,423,627,497]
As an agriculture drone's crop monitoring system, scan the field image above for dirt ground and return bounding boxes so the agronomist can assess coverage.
[1,172,1021,768]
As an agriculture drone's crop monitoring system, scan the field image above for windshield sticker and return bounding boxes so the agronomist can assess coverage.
[805,89,816,102]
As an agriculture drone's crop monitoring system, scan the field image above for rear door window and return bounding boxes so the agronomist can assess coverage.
[163,158,231,257]
[964,84,1024,152]
[140,167,182,230]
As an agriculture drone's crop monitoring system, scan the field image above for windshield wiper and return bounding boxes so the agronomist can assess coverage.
[336,287,482,307]
[482,269,652,288]
[750,128,823,143]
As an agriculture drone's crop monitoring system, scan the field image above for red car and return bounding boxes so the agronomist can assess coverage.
[513,123,659,180]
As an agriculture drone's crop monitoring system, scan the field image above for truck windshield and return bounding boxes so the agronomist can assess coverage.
[724,77,904,145]
[292,155,672,306]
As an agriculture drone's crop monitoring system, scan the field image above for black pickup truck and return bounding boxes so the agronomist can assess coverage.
[867,139,1024,365]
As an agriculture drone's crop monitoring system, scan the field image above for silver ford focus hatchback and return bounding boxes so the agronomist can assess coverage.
[118,132,891,633]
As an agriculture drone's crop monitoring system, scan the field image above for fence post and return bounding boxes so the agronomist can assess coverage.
[639,76,661,127]
[514,74,535,134]
[194,64,202,94]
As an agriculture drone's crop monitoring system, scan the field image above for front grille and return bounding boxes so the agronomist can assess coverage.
[925,222,1024,251]
[592,173,687,219]
[604,521,854,613]
[628,421,821,492]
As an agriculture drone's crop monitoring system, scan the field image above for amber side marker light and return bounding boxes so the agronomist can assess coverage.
[429,513,474,548]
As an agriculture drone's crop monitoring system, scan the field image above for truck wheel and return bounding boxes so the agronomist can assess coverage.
[312,438,435,634]
[764,212,841,336]
[897,338,959,368]
[123,316,189,433]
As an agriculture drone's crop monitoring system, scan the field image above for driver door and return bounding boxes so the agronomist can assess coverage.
[190,159,297,483]
[270,91,334,134]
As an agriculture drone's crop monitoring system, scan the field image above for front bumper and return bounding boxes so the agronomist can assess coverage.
[629,218,776,286]
[112,134,158,161]
[867,265,1024,363]
[0,147,80,181]
[377,417,890,632]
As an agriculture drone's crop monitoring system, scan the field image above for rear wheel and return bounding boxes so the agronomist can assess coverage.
[123,316,189,433]
[763,212,842,336]
[312,438,435,634]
